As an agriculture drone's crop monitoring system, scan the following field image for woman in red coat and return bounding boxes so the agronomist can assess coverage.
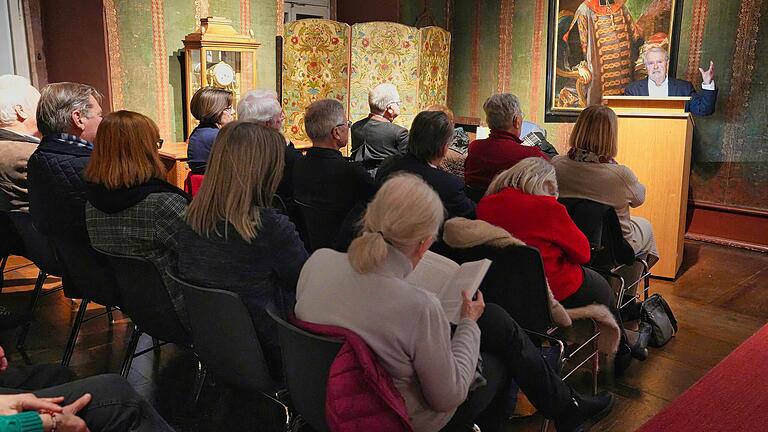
[477,157,640,369]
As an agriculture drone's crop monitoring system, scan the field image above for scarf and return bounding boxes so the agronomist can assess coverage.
[567,147,615,164]
[52,133,93,150]
[86,177,190,214]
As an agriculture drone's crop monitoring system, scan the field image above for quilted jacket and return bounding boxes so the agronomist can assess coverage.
[27,135,92,243]
[293,317,413,432]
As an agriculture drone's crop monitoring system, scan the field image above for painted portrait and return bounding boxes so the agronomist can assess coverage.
[545,0,683,121]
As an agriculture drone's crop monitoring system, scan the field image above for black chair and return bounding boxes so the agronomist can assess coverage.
[436,244,600,399]
[294,200,350,252]
[558,198,651,311]
[464,184,487,204]
[4,212,64,357]
[0,211,26,288]
[266,304,343,432]
[97,251,191,377]
[168,272,290,426]
[50,238,121,366]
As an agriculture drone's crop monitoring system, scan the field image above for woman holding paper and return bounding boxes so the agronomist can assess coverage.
[295,173,614,432]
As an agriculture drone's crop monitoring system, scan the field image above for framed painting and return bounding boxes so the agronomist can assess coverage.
[545,0,684,122]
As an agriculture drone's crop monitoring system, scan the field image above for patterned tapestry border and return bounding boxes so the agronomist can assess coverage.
[103,0,124,110]
[497,0,515,93]
[685,0,709,85]
[528,0,546,123]
[470,2,481,117]
[151,0,171,139]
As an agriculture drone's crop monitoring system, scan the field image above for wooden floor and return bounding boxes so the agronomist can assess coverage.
[1,240,767,431]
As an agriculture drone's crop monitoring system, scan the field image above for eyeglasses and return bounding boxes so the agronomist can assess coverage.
[156,138,164,149]
[389,100,402,106]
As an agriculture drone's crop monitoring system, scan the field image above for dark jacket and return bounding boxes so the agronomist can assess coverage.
[376,153,476,219]
[0,129,39,212]
[27,134,92,243]
[174,208,308,377]
[278,142,303,201]
[292,147,374,213]
[187,124,219,174]
[624,77,717,116]
[351,117,408,171]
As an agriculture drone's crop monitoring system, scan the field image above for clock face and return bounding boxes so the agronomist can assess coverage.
[212,62,235,86]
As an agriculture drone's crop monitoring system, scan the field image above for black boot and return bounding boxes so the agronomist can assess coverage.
[555,390,616,432]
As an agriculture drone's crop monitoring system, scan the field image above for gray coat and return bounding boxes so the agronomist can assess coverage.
[0,129,39,212]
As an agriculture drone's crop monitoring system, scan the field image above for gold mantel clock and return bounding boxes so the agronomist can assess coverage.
[183,16,260,137]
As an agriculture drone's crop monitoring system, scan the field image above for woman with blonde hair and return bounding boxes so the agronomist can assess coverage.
[477,157,641,369]
[551,105,658,261]
[187,86,235,173]
[85,110,190,324]
[175,121,308,379]
[296,173,613,432]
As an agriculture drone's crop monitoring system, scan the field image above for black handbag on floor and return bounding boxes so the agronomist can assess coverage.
[641,294,678,347]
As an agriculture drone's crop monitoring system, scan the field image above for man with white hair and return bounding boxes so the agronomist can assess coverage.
[464,93,548,191]
[0,75,41,212]
[624,46,717,116]
[237,88,302,202]
[351,83,409,175]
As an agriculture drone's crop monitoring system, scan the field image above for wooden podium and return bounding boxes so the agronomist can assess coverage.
[603,96,693,279]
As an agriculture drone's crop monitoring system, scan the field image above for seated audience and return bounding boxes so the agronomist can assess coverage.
[237,89,302,203]
[476,157,637,368]
[0,344,174,431]
[520,121,559,158]
[295,173,614,432]
[84,110,190,326]
[292,98,373,218]
[464,93,548,190]
[376,110,475,219]
[27,82,103,244]
[551,105,658,262]
[174,121,308,379]
[186,86,235,174]
[424,104,470,179]
[0,75,40,213]
[351,83,408,175]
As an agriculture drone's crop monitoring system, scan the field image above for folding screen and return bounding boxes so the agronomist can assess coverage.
[282,19,451,147]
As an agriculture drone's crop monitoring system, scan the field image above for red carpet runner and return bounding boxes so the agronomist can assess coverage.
[637,323,768,431]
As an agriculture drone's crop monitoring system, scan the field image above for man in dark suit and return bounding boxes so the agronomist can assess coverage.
[351,83,409,175]
[293,99,374,216]
[376,111,475,220]
[624,47,717,116]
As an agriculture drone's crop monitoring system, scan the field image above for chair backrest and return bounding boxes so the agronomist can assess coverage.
[98,251,189,344]
[558,197,635,268]
[294,199,350,252]
[167,271,278,394]
[464,184,487,204]
[184,173,205,198]
[438,244,554,333]
[6,212,61,276]
[49,237,120,305]
[267,305,343,432]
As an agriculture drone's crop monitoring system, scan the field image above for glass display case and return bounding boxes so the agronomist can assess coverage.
[183,17,260,136]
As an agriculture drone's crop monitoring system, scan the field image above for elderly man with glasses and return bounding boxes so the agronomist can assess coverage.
[351,83,409,176]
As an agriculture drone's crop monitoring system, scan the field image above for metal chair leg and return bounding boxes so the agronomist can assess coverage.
[120,324,142,377]
[191,360,207,407]
[106,306,114,324]
[61,298,89,366]
[0,255,8,293]
[16,271,48,353]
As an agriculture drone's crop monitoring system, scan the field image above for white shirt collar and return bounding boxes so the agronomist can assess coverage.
[647,76,669,97]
